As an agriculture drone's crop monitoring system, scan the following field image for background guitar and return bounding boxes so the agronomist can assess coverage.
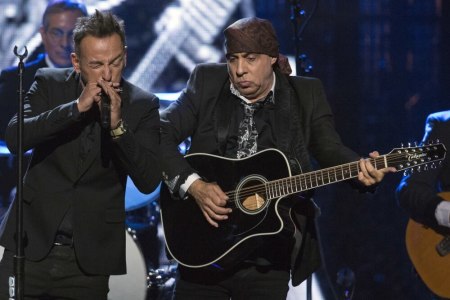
[406,191,450,299]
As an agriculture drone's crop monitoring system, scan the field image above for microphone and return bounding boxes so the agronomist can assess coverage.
[100,92,110,129]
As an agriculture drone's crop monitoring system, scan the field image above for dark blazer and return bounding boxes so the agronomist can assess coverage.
[0,68,161,275]
[0,54,47,140]
[160,63,361,285]
[397,110,450,229]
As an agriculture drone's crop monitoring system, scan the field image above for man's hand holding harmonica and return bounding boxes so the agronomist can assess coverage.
[97,79,122,129]
[76,80,122,128]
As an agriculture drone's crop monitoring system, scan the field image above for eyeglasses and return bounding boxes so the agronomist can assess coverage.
[46,28,74,44]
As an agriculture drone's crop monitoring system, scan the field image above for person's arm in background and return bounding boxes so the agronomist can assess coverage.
[397,112,450,228]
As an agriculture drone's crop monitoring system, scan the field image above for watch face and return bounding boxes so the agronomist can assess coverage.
[111,120,126,137]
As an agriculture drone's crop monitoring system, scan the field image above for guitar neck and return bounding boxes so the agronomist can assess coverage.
[263,143,446,199]
[265,156,384,199]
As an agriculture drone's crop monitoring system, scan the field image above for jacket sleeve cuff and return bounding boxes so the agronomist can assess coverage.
[435,198,450,227]
[180,173,201,198]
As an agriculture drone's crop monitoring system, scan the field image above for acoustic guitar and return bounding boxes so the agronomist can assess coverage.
[160,144,446,270]
[406,191,450,298]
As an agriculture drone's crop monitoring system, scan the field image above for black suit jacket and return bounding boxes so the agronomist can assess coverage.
[0,54,47,140]
[397,111,450,229]
[0,68,161,275]
[160,63,361,285]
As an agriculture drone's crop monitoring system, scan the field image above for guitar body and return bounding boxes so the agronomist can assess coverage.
[160,149,298,269]
[406,192,450,298]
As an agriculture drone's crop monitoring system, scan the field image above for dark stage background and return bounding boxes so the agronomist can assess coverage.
[0,0,449,299]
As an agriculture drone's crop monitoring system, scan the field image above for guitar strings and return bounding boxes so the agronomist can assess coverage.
[223,151,440,210]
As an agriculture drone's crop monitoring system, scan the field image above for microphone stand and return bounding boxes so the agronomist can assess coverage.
[289,0,319,75]
[10,45,28,300]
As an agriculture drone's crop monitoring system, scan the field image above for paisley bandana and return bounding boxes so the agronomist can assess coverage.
[224,17,291,75]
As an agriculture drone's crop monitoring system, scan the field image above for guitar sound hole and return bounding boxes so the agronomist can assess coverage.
[236,175,268,215]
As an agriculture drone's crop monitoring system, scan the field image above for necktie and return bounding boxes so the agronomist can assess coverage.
[236,92,273,159]
[236,102,260,159]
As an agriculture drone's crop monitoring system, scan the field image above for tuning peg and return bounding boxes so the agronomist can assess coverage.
[423,164,429,171]
[408,142,412,148]
[414,141,418,147]
[431,162,437,169]
[401,142,404,148]
[403,169,410,176]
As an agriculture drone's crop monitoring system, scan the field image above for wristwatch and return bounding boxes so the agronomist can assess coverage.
[110,119,127,139]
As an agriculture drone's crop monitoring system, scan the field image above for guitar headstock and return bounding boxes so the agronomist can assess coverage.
[386,142,447,172]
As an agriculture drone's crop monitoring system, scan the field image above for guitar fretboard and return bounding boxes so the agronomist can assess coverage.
[266,159,367,199]
[264,151,414,200]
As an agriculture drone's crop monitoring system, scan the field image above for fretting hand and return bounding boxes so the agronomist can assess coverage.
[357,151,397,186]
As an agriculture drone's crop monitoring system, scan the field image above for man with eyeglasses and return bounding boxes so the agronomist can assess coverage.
[0,0,88,140]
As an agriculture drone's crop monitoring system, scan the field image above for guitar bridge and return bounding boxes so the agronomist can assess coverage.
[436,235,450,257]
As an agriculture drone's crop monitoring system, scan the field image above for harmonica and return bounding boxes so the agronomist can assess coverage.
[98,87,122,97]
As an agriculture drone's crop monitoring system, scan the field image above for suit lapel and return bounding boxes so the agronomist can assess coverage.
[214,80,237,156]
[273,73,292,154]
[76,123,101,180]
[70,72,101,181]
[52,70,87,182]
